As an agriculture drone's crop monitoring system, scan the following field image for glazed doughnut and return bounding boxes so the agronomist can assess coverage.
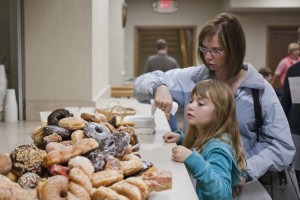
[31,126,46,145]
[94,112,108,123]
[112,132,130,157]
[104,156,123,175]
[43,138,99,168]
[59,140,75,146]
[117,120,135,127]
[17,172,41,189]
[10,144,46,176]
[43,125,71,138]
[68,156,94,178]
[67,191,78,200]
[58,117,86,131]
[142,170,172,192]
[43,133,62,144]
[45,142,66,153]
[91,169,123,188]
[125,177,150,200]
[71,130,86,142]
[90,187,129,200]
[37,175,68,200]
[84,148,107,172]
[119,153,144,177]
[48,164,69,177]
[69,168,92,192]
[68,181,90,200]
[0,174,38,200]
[0,152,12,175]
[109,180,142,200]
[104,122,117,133]
[47,108,73,126]
[80,112,101,123]
[5,171,18,182]
[133,161,157,177]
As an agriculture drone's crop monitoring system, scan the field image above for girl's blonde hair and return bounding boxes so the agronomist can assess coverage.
[183,80,246,171]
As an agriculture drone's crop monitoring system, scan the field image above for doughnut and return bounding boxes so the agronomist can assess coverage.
[17,172,41,189]
[48,164,69,177]
[84,148,107,172]
[112,132,130,157]
[43,138,99,168]
[58,117,86,131]
[104,122,118,133]
[117,126,138,146]
[68,181,90,200]
[110,180,142,200]
[119,153,144,177]
[0,152,12,175]
[133,161,157,177]
[43,133,62,144]
[90,187,129,200]
[47,108,73,126]
[92,169,123,188]
[80,112,101,123]
[10,144,46,177]
[68,156,94,178]
[43,125,71,138]
[104,156,123,175]
[117,121,135,127]
[125,177,150,200]
[59,140,75,146]
[45,142,66,153]
[5,171,18,182]
[142,170,172,192]
[108,116,120,128]
[37,175,68,200]
[94,112,108,123]
[0,174,38,200]
[69,168,92,192]
[31,126,46,145]
[71,130,86,142]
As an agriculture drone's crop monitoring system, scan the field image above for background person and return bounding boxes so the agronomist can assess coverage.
[271,42,300,87]
[134,12,297,199]
[163,80,246,200]
[258,67,273,83]
[144,38,180,131]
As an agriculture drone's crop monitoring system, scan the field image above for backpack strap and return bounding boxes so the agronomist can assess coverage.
[251,89,262,142]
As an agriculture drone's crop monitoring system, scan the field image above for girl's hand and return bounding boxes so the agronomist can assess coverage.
[155,85,173,113]
[163,132,180,143]
[172,145,192,163]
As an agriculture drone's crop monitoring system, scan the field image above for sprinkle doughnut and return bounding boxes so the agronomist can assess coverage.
[10,144,46,177]
[80,112,101,123]
[47,108,73,126]
[43,125,71,138]
[37,175,68,200]
[58,117,86,131]
[18,172,41,189]
[84,148,107,172]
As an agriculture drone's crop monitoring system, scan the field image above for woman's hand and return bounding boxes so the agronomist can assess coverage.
[155,84,173,113]
[172,145,192,163]
[232,177,246,197]
[163,132,180,143]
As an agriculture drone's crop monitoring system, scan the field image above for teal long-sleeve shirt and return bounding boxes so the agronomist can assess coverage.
[176,131,241,200]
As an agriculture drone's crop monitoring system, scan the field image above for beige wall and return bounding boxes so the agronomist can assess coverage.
[24,0,111,120]
[124,0,300,78]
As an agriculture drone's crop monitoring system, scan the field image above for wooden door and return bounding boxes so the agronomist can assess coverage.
[134,26,197,77]
[267,26,299,89]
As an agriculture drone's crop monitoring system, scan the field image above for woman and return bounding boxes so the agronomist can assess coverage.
[134,12,297,199]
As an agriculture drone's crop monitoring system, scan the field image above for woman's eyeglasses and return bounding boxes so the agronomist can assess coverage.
[199,46,225,57]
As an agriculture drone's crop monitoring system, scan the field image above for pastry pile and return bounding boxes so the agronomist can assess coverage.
[0,108,172,200]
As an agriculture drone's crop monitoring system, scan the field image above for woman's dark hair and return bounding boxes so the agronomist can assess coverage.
[198,12,246,80]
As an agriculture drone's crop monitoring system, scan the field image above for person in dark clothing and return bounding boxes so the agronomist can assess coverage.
[281,61,300,189]
[144,39,179,73]
[144,39,180,131]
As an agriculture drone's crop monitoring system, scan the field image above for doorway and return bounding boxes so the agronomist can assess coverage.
[267,26,299,90]
[134,26,197,77]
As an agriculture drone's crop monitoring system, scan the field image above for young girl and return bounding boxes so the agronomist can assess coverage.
[163,80,246,200]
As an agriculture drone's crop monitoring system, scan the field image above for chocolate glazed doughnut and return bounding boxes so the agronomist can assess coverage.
[43,125,71,138]
[47,109,73,126]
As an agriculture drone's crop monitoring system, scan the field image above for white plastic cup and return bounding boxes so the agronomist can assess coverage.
[39,111,52,127]
[65,107,80,118]
[4,89,18,122]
